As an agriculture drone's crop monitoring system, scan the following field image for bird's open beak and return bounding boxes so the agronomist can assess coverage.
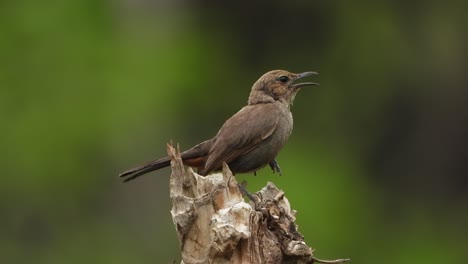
[291,71,319,88]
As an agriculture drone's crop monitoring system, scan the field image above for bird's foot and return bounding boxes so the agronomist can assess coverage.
[269,159,282,176]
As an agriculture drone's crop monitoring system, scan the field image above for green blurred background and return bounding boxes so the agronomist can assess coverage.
[2,0,467,263]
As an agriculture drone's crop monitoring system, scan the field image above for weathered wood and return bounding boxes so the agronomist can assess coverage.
[168,144,349,264]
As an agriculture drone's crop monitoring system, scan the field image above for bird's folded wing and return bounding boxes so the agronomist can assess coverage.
[202,104,279,174]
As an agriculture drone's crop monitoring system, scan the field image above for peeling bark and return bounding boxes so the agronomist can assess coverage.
[167,144,349,264]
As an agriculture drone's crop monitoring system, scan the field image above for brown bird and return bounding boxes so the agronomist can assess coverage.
[120,70,318,182]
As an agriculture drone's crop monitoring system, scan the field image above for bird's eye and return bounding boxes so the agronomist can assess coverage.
[278,76,289,83]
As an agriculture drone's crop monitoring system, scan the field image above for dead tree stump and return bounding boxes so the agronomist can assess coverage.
[167,144,349,264]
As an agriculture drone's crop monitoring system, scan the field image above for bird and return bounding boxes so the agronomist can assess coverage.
[119,70,318,182]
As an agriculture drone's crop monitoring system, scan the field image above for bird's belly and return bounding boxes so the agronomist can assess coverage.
[227,142,275,173]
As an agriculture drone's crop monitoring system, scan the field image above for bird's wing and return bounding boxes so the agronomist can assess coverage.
[202,104,280,174]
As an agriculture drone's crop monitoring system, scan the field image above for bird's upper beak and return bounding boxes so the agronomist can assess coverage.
[291,71,319,88]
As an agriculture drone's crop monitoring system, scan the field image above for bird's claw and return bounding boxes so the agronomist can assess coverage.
[269,160,282,176]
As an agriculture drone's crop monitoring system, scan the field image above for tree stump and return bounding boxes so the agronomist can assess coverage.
[168,144,349,264]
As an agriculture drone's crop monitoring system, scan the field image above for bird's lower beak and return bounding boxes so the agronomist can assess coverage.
[291,71,319,88]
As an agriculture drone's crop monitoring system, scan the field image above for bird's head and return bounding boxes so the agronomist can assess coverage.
[248,70,318,106]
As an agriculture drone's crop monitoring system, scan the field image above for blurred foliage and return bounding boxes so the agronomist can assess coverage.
[1,0,467,263]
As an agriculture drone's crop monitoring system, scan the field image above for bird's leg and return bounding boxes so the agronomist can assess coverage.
[269,159,282,176]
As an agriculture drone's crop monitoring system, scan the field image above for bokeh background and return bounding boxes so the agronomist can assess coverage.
[2,1,467,263]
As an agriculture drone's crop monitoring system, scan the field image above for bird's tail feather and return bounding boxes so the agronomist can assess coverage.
[119,157,171,182]
[119,139,213,183]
